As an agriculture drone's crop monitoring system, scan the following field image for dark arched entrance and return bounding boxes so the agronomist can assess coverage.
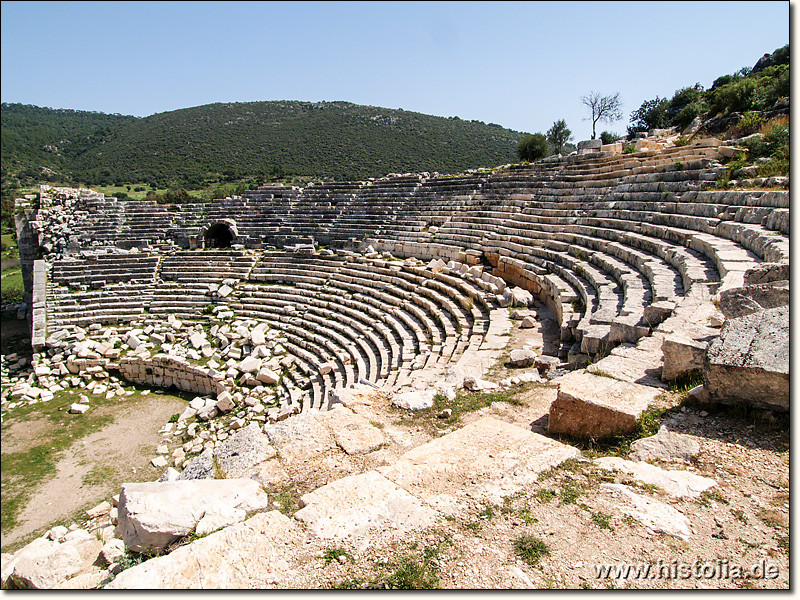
[205,223,234,248]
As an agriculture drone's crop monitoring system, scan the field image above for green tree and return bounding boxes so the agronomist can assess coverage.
[580,91,623,139]
[629,97,670,134]
[599,131,622,145]
[517,133,548,162]
[546,120,572,155]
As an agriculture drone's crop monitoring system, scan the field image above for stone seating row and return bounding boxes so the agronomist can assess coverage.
[50,254,160,286]
[56,140,727,255]
[237,296,384,388]
[248,255,462,358]
[232,290,391,406]
[46,283,154,328]
[159,250,258,283]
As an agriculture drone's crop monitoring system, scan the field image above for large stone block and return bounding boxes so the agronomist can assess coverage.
[315,405,386,455]
[106,512,306,589]
[716,280,789,319]
[594,457,716,498]
[548,372,662,438]
[379,416,580,514]
[704,305,788,411]
[116,479,271,553]
[295,471,438,543]
[213,423,277,478]
[661,331,714,382]
[577,139,602,151]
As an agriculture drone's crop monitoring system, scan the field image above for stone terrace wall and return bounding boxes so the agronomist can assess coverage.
[118,355,225,396]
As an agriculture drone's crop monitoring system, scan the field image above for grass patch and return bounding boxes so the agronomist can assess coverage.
[264,484,301,517]
[0,267,24,304]
[534,488,556,504]
[667,370,703,393]
[384,554,440,589]
[559,477,582,505]
[372,538,449,590]
[1,392,116,534]
[0,387,186,547]
[478,505,496,520]
[394,388,525,434]
[111,549,155,574]
[322,548,353,565]
[518,507,538,524]
[590,509,613,530]
[698,488,729,507]
[81,464,117,487]
[513,534,550,567]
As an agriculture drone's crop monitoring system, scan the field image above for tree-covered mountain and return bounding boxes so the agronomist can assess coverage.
[1,104,136,183]
[2,101,527,188]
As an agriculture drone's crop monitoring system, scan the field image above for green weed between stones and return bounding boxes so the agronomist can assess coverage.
[394,388,526,435]
[322,548,353,565]
[334,538,450,590]
[513,534,550,567]
[264,484,301,517]
[558,403,677,459]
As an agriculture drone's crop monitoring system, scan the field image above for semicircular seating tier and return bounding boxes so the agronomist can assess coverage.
[34,138,789,410]
[43,248,496,410]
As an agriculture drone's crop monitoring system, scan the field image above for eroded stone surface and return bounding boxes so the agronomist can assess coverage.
[379,416,580,514]
[392,388,436,411]
[600,484,692,540]
[214,423,277,478]
[3,530,103,590]
[106,512,307,589]
[116,479,271,553]
[294,471,439,544]
[594,457,716,498]
[262,411,337,462]
[315,405,386,455]
[716,280,789,319]
[548,372,661,438]
[704,305,788,410]
[629,426,701,464]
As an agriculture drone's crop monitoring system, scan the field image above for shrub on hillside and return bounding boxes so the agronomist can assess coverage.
[517,133,549,162]
[629,97,670,133]
[599,131,622,144]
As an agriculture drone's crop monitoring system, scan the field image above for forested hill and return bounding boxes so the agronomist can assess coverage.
[1,104,136,183]
[1,101,526,187]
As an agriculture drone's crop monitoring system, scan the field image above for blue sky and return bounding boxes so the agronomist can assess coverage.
[0,1,790,141]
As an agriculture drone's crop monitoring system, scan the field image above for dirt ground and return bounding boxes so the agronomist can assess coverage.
[1,394,185,551]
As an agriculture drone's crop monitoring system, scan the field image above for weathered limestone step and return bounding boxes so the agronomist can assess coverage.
[106,511,308,589]
[597,484,691,540]
[548,371,663,439]
[586,335,667,389]
[116,479,272,554]
[704,305,788,411]
[593,457,716,498]
[294,470,439,547]
[377,416,580,515]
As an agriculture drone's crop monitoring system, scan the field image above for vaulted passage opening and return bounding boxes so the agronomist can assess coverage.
[205,223,234,248]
